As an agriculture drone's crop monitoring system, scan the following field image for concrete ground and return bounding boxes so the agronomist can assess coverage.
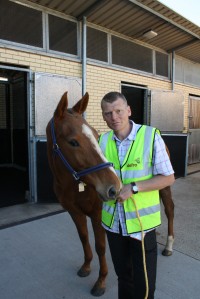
[0,166,200,299]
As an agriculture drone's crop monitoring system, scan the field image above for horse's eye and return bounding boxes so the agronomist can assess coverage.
[69,139,79,147]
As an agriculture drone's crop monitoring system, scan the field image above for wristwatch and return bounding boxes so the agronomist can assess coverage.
[131,182,138,194]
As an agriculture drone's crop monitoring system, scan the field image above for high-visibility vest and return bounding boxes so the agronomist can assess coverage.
[99,125,161,234]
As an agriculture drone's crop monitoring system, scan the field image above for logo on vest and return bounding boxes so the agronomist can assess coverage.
[127,157,140,167]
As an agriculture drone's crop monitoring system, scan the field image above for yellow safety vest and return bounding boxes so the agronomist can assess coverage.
[99,125,161,234]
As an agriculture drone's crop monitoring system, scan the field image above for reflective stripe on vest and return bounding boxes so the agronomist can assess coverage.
[99,125,161,234]
[99,126,158,181]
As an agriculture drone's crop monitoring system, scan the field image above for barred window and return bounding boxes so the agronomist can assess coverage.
[87,27,108,62]
[156,52,169,77]
[176,58,200,87]
[0,0,42,47]
[112,36,153,73]
[48,15,77,55]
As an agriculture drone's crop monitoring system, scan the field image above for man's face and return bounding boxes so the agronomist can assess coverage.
[102,97,131,133]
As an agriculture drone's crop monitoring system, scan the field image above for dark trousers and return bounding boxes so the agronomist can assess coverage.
[106,229,157,299]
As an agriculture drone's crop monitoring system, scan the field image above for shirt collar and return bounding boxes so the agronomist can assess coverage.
[112,120,141,142]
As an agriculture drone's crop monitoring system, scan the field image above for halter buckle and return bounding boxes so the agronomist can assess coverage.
[53,143,59,151]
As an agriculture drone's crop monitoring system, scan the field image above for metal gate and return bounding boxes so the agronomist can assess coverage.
[31,72,82,202]
[150,90,187,176]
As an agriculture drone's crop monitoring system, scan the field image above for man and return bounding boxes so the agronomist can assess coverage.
[99,91,175,299]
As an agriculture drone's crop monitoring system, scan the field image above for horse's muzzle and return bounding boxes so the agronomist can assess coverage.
[108,186,118,199]
[97,186,118,202]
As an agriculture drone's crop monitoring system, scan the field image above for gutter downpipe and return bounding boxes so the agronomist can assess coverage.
[172,51,175,91]
[82,16,87,96]
[82,16,87,118]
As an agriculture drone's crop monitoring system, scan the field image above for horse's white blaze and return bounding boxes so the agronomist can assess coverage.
[82,124,116,175]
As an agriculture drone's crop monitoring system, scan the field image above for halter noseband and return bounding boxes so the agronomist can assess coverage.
[50,118,113,181]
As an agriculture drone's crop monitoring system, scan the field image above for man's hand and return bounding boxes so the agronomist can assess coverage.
[117,184,132,203]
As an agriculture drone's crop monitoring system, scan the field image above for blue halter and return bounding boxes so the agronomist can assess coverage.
[50,118,113,181]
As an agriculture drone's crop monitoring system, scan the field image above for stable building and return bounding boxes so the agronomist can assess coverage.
[0,0,200,207]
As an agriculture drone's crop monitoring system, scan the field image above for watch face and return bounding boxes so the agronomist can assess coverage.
[132,183,138,194]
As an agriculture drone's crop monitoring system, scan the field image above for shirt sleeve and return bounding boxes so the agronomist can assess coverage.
[152,133,174,176]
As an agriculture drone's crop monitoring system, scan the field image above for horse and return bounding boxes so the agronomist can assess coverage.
[46,91,121,296]
[46,91,175,296]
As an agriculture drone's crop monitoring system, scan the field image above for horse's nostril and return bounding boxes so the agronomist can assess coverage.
[108,186,117,199]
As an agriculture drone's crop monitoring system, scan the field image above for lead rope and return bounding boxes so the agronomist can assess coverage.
[131,195,149,299]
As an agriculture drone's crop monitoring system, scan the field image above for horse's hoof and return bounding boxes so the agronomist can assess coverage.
[90,284,105,297]
[162,249,173,256]
[77,267,91,277]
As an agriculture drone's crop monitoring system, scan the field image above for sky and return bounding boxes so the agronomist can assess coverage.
[158,0,200,27]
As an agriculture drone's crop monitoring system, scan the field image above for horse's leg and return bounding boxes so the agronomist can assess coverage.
[70,213,93,277]
[159,186,175,256]
[90,217,108,297]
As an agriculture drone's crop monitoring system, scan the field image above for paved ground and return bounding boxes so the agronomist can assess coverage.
[0,202,63,229]
[0,169,200,299]
[157,172,200,260]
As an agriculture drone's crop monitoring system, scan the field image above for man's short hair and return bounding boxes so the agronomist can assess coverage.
[101,92,127,108]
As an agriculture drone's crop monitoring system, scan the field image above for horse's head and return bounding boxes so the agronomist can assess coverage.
[46,92,121,201]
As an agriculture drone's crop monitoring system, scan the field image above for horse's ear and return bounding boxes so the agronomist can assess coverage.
[72,92,89,114]
[54,92,68,119]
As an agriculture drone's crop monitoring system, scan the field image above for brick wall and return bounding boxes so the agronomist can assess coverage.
[0,48,81,77]
[1,47,200,133]
[85,64,200,133]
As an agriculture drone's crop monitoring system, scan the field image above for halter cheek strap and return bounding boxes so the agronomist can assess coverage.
[50,118,113,181]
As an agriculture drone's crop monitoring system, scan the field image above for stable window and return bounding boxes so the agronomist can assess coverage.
[175,58,200,88]
[48,15,77,55]
[0,0,43,47]
[156,52,169,77]
[112,36,153,73]
[87,27,108,62]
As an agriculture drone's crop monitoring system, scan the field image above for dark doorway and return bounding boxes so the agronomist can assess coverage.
[121,84,147,125]
[0,69,29,207]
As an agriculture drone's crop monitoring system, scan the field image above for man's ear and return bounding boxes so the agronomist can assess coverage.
[102,112,106,121]
[128,105,132,117]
